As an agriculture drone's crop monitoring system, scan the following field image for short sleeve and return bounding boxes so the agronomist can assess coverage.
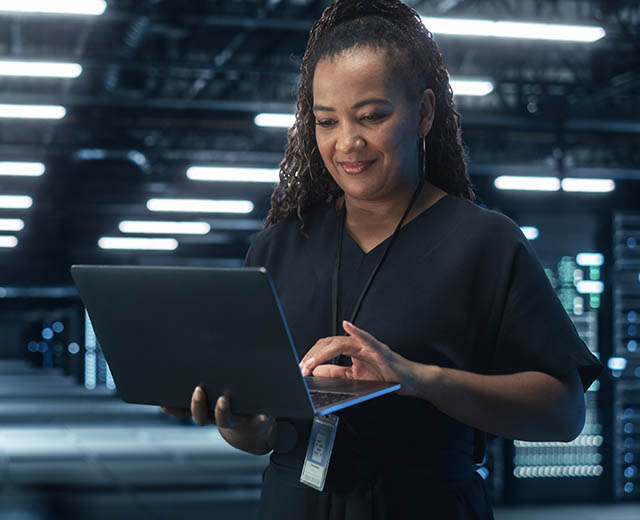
[490,228,602,392]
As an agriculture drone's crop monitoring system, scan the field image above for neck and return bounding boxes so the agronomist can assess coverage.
[341,181,422,232]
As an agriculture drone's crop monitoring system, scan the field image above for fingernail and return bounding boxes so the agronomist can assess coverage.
[195,387,204,401]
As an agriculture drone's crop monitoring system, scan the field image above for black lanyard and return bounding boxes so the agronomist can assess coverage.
[331,180,424,341]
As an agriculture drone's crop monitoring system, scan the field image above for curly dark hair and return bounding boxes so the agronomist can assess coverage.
[264,0,475,229]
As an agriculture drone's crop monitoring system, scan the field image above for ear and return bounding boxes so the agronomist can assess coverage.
[418,88,436,137]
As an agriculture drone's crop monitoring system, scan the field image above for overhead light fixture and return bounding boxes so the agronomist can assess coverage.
[119,221,211,235]
[561,178,615,193]
[187,166,280,183]
[0,60,82,78]
[450,80,494,96]
[254,113,296,128]
[520,226,539,240]
[0,236,18,248]
[420,17,605,43]
[0,104,66,119]
[146,199,254,214]
[576,253,604,266]
[0,218,24,231]
[98,237,178,251]
[0,195,33,208]
[494,176,561,191]
[0,162,45,176]
[0,0,106,15]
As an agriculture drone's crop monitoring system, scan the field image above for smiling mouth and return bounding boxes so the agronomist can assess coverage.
[339,160,376,175]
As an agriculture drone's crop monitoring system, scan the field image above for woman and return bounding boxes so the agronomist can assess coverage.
[164,1,602,518]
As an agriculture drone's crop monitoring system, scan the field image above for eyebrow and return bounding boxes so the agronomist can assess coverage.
[312,98,392,112]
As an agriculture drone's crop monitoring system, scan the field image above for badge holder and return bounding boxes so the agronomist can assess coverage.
[300,414,339,491]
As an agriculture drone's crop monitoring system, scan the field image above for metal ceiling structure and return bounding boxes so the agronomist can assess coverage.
[0,0,639,285]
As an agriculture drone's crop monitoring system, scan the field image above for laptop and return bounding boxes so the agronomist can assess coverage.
[70,265,401,418]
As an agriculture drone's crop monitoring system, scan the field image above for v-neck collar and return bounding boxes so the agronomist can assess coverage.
[340,194,451,256]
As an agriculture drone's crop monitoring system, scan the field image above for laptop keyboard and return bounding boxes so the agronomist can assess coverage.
[309,390,357,409]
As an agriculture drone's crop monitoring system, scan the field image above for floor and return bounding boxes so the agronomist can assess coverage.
[1,359,638,519]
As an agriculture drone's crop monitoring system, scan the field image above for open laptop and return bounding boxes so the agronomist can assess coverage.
[70,265,401,418]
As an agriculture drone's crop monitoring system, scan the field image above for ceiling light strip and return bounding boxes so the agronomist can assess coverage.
[0,60,82,78]
[0,104,66,119]
[187,167,280,183]
[0,195,33,209]
[0,162,45,176]
[98,237,178,251]
[146,199,254,214]
[118,221,211,235]
[0,0,106,15]
[0,219,24,231]
[421,17,605,42]
[0,235,18,248]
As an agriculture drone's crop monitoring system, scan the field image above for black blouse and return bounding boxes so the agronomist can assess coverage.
[245,194,603,520]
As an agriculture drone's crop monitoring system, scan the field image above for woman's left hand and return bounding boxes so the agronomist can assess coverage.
[299,320,417,396]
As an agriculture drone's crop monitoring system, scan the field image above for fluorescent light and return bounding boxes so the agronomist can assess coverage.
[607,357,627,371]
[98,237,178,251]
[520,226,539,240]
[575,280,604,294]
[0,0,106,15]
[0,235,18,248]
[0,61,82,78]
[576,253,604,266]
[0,195,32,208]
[0,218,24,231]
[421,17,605,42]
[561,178,615,193]
[187,166,280,183]
[450,80,493,96]
[119,221,211,235]
[0,104,66,119]
[0,162,45,176]
[147,199,254,214]
[254,113,296,128]
[494,176,560,191]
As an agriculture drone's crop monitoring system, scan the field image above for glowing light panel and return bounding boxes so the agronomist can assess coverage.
[494,176,561,191]
[146,199,254,214]
[0,162,45,176]
[187,166,280,183]
[0,104,66,119]
[0,61,82,78]
[98,237,179,251]
[118,221,211,235]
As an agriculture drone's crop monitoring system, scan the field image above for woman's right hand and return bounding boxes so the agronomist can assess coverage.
[161,386,275,455]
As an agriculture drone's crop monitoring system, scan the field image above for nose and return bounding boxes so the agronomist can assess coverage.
[336,123,365,154]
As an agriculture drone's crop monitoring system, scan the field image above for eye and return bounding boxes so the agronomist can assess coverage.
[360,113,386,122]
[315,119,336,128]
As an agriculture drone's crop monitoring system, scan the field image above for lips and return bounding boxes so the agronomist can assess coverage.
[338,160,376,175]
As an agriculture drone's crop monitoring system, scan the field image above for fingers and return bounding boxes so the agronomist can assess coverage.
[160,406,191,419]
[311,364,352,379]
[300,337,359,376]
[214,395,236,429]
[343,320,378,348]
[191,386,214,426]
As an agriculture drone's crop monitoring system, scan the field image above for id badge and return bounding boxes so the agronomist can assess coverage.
[299,414,339,491]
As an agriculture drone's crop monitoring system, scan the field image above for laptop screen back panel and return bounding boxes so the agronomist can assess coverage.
[71,265,315,419]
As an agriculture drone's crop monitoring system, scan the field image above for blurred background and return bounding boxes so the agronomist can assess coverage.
[0,0,639,519]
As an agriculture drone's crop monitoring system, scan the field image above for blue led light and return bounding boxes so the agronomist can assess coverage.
[624,408,634,419]
[624,423,634,434]
[624,482,634,494]
[624,466,637,478]
[27,341,38,353]
[629,340,638,352]
[41,327,53,340]
[625,453,634,464]
[67,342,80,355]
[608,357,627,370]
[52,321,64,333]
[37,342,48,353]
[629,311,638,322]
[629,237,638,248]
[625,438,633,449]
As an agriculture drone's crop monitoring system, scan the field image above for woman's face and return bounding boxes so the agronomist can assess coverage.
[312,46,434,204]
